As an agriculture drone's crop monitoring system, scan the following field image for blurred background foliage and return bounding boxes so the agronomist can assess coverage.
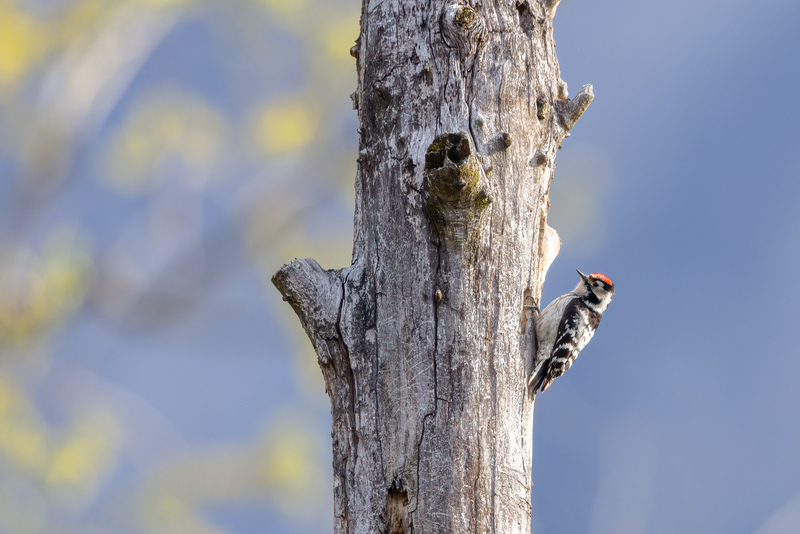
[0,0,358,531]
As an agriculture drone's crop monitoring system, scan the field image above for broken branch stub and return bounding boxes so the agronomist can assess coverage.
[271,258,344,370]
[557,83,594,132]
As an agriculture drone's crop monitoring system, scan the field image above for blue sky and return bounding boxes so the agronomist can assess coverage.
[537,1,800,532]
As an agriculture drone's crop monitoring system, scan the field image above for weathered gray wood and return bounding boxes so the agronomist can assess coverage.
[273,1,591,532]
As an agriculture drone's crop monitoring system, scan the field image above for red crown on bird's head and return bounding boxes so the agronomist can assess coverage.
[590,273,613,286]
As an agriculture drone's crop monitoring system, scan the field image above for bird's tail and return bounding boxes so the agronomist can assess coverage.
[527,361,547,398]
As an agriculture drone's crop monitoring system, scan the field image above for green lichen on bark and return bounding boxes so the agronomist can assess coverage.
[423,132,491,251]
[454,6,476,26]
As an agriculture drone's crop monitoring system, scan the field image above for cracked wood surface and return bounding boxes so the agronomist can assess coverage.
[273,0,591,532]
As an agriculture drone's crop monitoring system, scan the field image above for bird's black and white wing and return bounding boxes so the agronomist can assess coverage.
[540,300,601,392]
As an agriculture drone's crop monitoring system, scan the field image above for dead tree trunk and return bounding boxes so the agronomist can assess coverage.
[272,0,591,532]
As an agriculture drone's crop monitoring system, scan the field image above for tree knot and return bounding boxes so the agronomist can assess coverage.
[423,132,491,250]
[441,4,487,57]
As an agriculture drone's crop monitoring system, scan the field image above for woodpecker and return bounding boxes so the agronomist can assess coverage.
[528,269,615,395]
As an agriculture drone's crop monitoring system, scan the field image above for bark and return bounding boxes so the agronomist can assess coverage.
[272,0,591,532]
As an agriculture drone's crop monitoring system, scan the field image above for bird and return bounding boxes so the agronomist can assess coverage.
[528,269,615,395]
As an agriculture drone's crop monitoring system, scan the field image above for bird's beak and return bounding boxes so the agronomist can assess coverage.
[576,269,590,284]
